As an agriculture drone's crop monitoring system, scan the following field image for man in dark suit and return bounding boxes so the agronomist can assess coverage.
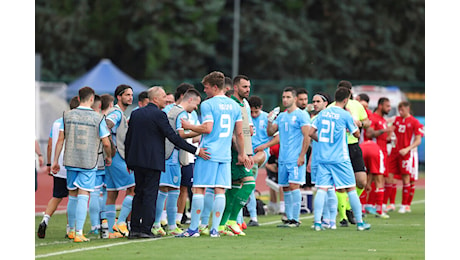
[124,86,210,239]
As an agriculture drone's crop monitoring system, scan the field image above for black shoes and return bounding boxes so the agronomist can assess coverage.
[37,221,47,239]
[339,219,349,227]
[128,231,161,239]
[346,210,357,225]
[248,220,260,227]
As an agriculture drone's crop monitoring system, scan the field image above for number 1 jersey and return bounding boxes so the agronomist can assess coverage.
[199,95,242,163]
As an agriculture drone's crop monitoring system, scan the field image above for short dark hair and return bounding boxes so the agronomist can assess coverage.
[377,97,389,106]
[225,77,233,87]
[183,88,201,100]
[114,84,133,97]
[202,71,225,90]
[101,94,115,110]
[335,87,351,102]
[174,83,195,101]
[69,96,80,109]
[283,86,297,96]
[337,80,352,90]
[296,88,308,97]
[313,92,331,104]
[79,86,95,102]
[248,96,263,108]
[225,89,234,97]
[138,91,149,100]
[233,75,249,86]
[357,93,370,103]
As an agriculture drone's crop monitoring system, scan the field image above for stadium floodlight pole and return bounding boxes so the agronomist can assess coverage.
[232,0,240,78]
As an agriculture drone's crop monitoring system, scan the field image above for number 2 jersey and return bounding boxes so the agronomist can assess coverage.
[311,106,358,164]
[199,95,242,163]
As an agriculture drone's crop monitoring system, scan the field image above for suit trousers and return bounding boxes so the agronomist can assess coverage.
[130,167,161,234]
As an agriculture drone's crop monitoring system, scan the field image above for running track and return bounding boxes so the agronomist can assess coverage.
[35,166,425,214]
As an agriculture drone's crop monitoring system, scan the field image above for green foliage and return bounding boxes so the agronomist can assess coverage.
[36,0,424,83]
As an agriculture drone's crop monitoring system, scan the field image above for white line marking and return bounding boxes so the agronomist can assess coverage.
[35,200,425,258]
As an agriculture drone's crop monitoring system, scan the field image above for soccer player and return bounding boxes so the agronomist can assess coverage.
[247,95,271,226]
[267,87,311,227]
[104,84,135,238]
[51,87,113,242]
[359,140,389,218]
[310,87,371,231]
[388,101,424,213]
[87,95,108,235]
[37,96,79,239]
[152,89,202,236]
[307,92,338,229]
[177,71,252,237]
[217,75,255,236]
[365,97,394,212]
[329,80,370,227]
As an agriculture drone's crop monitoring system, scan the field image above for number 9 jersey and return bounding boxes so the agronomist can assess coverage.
[199,95,242,162]
[311,106,358,164]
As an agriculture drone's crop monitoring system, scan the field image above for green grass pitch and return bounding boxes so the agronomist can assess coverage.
[35,189,424,259]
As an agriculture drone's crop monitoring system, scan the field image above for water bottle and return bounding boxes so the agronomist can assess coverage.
[268,107,280,122]
[101,219,109,239]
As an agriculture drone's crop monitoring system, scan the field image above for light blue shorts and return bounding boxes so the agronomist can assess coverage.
[105,151,135,191]
[278,162,306,187]
[66,169,96,192]
[193,158,231,189]
[95,171,105,189]
[316,161,356,189]
[159,163,182,189]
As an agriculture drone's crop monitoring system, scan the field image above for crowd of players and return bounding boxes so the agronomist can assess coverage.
[36,72,424,241]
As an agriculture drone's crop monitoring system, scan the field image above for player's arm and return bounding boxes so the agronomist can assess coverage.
[254,134,279,153]
[399,134,422,156]
[51,131,64,174]
[352,128,360,139]
[267,120,278,136]
[309,126,318,142]
[181,118,213,135]
[298,125,311,166]
[101,136,112,166]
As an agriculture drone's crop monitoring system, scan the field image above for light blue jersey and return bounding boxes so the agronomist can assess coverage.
[199,95,242,162]
[273,108,311,163]
[251,110,270,149]
[162,103,174,113]
[311,106,358,164]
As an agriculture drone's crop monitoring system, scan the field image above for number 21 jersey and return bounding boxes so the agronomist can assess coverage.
[311,106,358,164]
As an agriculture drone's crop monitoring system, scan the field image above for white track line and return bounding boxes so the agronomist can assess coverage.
[35,200,425,258]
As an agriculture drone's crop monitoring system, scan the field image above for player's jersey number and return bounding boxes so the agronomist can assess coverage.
[319,119,335,143]
[219,114,231,138]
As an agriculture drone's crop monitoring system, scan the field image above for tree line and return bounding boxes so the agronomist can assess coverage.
[36,0,424,84]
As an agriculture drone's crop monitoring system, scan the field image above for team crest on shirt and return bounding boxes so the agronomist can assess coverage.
[292,116,297,121]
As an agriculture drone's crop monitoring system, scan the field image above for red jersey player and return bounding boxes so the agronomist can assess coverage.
[388,101,424,214]
[359,140,389,218]
[365,98,395,211]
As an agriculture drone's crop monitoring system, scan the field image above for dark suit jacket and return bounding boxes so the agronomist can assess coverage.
[124,103,198,172]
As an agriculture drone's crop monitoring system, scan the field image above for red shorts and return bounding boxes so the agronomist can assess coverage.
[360,141,385,176]
[388,149,418,181]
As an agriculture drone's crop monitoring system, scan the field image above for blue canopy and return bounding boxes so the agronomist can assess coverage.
[66,58,148,99]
